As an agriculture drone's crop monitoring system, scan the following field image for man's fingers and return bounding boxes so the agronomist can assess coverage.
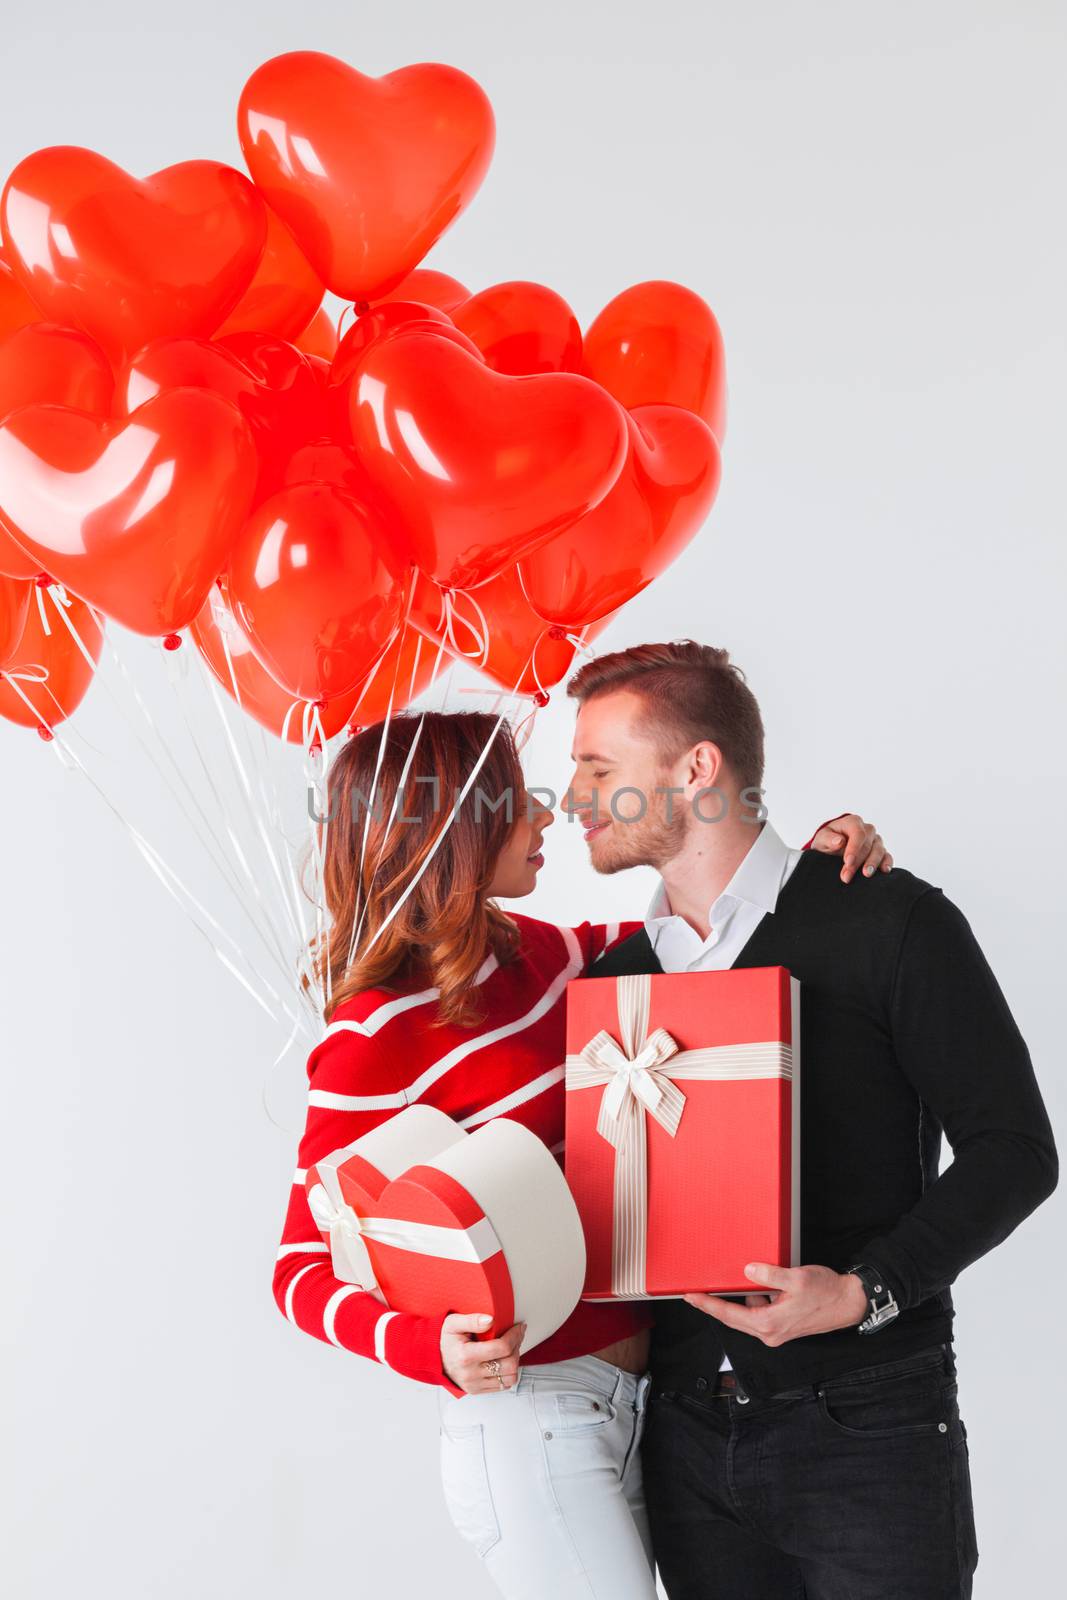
[683,1292,772,1333]
[744,1261,796,1292]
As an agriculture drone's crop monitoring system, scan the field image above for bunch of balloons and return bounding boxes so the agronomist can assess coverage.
[0,49,726,746]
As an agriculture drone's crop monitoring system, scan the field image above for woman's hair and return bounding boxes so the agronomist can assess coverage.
[305,711,526,1028]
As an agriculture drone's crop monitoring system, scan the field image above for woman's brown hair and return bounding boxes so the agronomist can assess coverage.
[305,711,525,1028]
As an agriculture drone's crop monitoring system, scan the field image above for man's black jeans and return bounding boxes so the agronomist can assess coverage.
[641,1342,978,1598]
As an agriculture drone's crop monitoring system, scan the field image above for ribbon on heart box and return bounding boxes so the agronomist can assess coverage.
[305,1105,586,1352]
[564,967,801,1300]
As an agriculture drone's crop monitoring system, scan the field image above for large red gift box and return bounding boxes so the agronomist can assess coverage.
[564,966,800,1299]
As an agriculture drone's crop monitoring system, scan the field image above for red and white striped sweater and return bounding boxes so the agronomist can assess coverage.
[273,917,650,1397]
[273,825,833,1396]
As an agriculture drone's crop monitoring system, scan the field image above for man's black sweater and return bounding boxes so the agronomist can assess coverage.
[590,850,1058,1398]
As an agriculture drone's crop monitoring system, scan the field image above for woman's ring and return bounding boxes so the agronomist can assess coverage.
[484,1357,502,1377]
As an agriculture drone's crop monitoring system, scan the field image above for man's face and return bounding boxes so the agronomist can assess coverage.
[563,690,690,874]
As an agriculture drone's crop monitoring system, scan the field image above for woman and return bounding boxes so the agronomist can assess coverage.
[273,711,889,1598]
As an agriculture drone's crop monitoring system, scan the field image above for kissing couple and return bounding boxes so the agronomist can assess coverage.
[274,639,1056,1599]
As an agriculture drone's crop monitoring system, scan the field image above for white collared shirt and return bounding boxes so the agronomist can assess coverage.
[644,819,803,973]
[644,818,803,1370]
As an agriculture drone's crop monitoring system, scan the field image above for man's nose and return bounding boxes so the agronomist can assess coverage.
[562,772,586,812]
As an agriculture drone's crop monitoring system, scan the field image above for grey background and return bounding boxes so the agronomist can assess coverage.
[2,1,1064,1594]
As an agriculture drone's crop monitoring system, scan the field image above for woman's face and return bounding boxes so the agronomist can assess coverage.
[487,789,556,899]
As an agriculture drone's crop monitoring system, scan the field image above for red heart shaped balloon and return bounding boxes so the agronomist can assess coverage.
[0,252,42,339]
[0,389,257,634]
[238,51,495,300]
[583,281,728,444]
[330,300,478,389]
[122,333,328,502]
[327,301,482,441]
[409,565,617,699]
[0,148,267,363]
[519,404,722,628]
[452,281,583,375]
[0,573,31,665]
[214,204,324,342]
[375,268,470,315]
[294,306,339,361]
[0,586,104,731]
[190,577,436,740]
[226,482,410,702]
[0,323,115,578]
[349,333,629,589]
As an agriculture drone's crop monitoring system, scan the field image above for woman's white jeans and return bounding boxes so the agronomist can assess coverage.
[436,1353,657,1599]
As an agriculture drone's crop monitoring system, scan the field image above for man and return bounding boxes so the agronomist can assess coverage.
[563,640,1058,1599]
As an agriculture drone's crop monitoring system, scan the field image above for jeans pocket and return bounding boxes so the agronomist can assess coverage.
[555,1390,617,1434]
[818,1369,959,1441]
[439,1421,501,1558]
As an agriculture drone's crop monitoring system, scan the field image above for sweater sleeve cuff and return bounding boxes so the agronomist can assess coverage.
[380,1309,467,1397]
[800,814,850,852]
[852,1242,917,1315]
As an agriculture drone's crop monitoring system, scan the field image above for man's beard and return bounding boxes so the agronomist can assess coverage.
[587,793,687,876]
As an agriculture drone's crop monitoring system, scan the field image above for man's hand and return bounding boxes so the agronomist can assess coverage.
[442,1312,526,1393]
[810,814,893,884]
[683,1263,869,1346]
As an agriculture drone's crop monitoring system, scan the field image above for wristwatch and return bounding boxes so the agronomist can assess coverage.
[847,1262,900,1334]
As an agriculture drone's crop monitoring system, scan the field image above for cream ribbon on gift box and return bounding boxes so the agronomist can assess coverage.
[564,973,793,1297]
[306,1169,504,1297]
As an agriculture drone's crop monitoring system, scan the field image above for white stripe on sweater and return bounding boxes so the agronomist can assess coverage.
[304,930,581,1113]
[459,1065,565,1129]
[324,1284,361,1347]
[308,1085,409,1111]
[283,1261,320,1325]
[277,1240,329,1258]
[325,953,500,1040]
[403,928,582,1105]
[374,1310,399,1364]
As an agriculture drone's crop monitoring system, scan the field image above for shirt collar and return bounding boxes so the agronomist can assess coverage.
[645,820,795,928]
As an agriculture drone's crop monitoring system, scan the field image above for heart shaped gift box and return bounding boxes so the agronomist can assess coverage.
[305,1106,586,1353]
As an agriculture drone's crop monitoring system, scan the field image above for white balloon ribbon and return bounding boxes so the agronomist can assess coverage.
[306,1172,504,1298]
[564,973,793,1297]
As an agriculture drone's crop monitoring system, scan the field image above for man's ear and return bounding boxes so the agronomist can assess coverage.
[686,739,724,790]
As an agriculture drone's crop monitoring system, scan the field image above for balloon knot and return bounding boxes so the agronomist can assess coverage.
[353,300,371,315]
[214,575,225,589]
[36,723,54,741]
[547,625,567,641]
[533,689,550,708]
[313,698,328,711]
[35,572,54,588]
[347,724,363,737]
[162,632,183,651]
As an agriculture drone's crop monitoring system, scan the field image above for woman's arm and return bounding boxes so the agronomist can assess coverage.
[272,1025,466,1396]
[803,813,894,882]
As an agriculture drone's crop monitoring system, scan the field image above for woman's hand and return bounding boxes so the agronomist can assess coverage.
[809,813,893,883]
[442,1312,526,1393]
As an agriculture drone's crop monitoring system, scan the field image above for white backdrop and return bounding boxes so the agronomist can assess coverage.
[2,2,1064,1595]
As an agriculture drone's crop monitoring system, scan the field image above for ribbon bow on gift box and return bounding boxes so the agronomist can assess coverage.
[566,972,793,1297]
[306,1171,503,1299]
